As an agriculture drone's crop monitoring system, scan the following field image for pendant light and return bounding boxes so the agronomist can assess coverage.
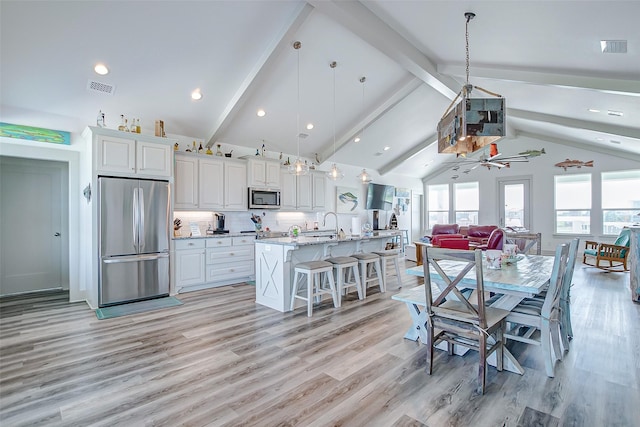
[289,41,309,176]
[437,12,505,156]
[326,60,344,181]
[355,76,371,183]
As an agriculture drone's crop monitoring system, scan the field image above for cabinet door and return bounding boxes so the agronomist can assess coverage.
[97,135,135,173]
[199,158,224,209]
[265,161,281,188]
[280,168,297,209]
[312,172,327,210]
[136,141,172,177]
[296,174,312,211]
[175,249,205,287]
[174,156,198,209]
[248,159,266,187]
[225,161,247,210]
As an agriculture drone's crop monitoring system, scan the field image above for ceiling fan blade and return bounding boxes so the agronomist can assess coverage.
[488,152,502,161]
[487,161,507,168]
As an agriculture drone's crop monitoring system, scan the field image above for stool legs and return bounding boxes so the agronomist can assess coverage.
[290,266,337,317]
[334,263,362,307]
[360,258,383,298]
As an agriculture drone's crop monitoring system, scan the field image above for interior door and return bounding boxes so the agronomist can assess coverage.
[498,177,532,230]
[0,157,66,295]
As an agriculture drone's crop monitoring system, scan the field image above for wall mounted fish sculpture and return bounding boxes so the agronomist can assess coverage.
[518,148,546,157]
[554,159,594,171]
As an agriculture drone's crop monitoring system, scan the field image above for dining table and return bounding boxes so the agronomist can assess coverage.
[393,253,555,374]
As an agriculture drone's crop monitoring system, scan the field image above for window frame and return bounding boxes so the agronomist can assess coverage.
[554,173,592,235]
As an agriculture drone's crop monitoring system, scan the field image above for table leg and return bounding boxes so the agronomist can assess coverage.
[401,302,427,343]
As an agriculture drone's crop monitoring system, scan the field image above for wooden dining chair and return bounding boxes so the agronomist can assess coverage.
[422,246,510,394]
[504,243,569,377]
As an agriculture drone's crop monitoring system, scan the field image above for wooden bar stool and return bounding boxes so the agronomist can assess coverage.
[373,249,403,289]
[351,253,384,297]
[325,256,363,307]
[290,260,338,317]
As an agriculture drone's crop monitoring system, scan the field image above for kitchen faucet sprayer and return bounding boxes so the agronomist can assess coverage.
[323,211,339,236]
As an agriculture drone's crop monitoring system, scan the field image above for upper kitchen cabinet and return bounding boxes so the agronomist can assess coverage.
[311,172,326,211]
[279,168,326,211]
[84,126,173,178]
[247,158,280,189]
[174,154,247,211]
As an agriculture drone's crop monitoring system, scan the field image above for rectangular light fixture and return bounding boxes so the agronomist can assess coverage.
[437,97,506,155]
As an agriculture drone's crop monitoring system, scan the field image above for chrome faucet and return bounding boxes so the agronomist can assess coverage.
[323,211,338,236]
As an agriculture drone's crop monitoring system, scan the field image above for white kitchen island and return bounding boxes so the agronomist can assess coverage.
[255,232,401,312]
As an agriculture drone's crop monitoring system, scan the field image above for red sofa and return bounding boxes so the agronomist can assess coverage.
[465,225,499,245]
[427,224,501,251]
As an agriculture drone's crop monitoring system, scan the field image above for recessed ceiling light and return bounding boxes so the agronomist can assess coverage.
[94,63,109,75]
[588,108,600,113]
[595,137,605,141]
[191,89,202,100]
[607,110,623,117]
[354,136,361,143]
[257,109,266,117]
[306,123,314,130]
[383,146,390,151]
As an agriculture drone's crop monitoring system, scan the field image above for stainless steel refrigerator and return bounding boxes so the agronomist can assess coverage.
[98,177,170,307]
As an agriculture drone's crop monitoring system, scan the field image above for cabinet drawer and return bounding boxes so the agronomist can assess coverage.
[175,239,205,250]
[205,262,254,282]
[232,236,255,246]
[206,238,232,248]
[206,246,254,264]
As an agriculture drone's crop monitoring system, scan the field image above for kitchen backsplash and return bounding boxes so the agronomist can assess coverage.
[173,210,391,236]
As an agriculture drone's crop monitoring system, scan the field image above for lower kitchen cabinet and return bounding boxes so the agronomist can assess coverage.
[175,240,206,288]
[175,236,255,293]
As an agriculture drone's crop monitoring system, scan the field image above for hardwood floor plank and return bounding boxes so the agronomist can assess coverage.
[1,263,639,426]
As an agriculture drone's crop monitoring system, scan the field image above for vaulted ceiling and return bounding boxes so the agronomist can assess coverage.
[1,1,638,180]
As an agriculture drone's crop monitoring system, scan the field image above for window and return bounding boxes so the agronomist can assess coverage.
[555,174,591,234]
[454,182,479,226]
[427,184,449,229]
[602,170,640,235]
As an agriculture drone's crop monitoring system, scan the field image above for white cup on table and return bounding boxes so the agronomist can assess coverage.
[486,250,502,269]
[503,244,518,257]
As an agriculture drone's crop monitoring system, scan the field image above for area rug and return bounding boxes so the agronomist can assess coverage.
[95,296,183,320]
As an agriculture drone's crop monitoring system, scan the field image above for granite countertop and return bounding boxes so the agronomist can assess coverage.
[255,231,401,246]
[173,232,256,240]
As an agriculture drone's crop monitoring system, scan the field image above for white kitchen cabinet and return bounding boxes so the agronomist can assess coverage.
[174,156,198,209]
[174,155,246,211]
[175,240,206,289]
[279,168,325,211]
[312,171,327,210]
[90,127,172,177]
[248,158,280,188]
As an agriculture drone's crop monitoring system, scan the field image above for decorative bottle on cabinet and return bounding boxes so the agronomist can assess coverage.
[118,115,126,131]
[135,118,141,133]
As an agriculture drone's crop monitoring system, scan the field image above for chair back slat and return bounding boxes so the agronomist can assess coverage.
[422,246,487,328]
[541,243,569,318]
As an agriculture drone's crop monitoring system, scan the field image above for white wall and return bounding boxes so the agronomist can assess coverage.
[423,135,640,253]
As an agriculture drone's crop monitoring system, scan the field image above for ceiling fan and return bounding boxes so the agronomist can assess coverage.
[447,143,530,172]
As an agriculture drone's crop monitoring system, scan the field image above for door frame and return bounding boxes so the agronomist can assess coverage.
[0,138,81,302]
[497,175,533,231]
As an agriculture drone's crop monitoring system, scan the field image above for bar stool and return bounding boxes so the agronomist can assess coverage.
[351,253,384,297]
[290,260,338,317]
[373,249,403,289]
[325,256,363,307]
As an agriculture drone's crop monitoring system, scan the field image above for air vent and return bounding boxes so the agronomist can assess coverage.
[600,40,627,53]
[297,133,309,139]
[87,80,116,95]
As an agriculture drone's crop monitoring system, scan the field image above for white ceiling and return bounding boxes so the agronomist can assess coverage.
[1,1,639,180]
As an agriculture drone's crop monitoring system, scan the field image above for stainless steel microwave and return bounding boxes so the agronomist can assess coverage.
[249,188,281,209]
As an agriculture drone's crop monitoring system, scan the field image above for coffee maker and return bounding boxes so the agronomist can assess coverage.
[214,213,227,233]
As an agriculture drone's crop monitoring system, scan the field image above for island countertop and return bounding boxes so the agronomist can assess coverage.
[256,231,401,246]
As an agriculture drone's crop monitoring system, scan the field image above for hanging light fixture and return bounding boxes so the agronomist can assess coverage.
[437,12,505,156]
[357,169,372,183]
[355,76,372,183]
[326,60,344,181]
[289,41,309,176]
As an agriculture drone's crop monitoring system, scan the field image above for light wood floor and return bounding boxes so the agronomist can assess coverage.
[1,259,639,426]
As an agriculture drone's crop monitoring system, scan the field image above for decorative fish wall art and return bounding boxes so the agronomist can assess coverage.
[554,159,594,171]
[518,148,546,157]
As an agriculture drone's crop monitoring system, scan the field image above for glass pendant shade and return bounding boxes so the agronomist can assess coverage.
[326,163,344,180]
[357,169,372,183]
[289,158,309,176]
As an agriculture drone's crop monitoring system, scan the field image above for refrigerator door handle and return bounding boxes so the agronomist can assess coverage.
[138,187,145,250]
[132,187,139,251]
[103,253,169,264]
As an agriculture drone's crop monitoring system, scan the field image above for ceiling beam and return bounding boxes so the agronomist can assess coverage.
[206,3,314,147]
[378,133,438,176]
[438,64,640,96]
[516,130,640,162]
[509,108,640,140]
[317,76,423,164]
[307,0,458,100]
